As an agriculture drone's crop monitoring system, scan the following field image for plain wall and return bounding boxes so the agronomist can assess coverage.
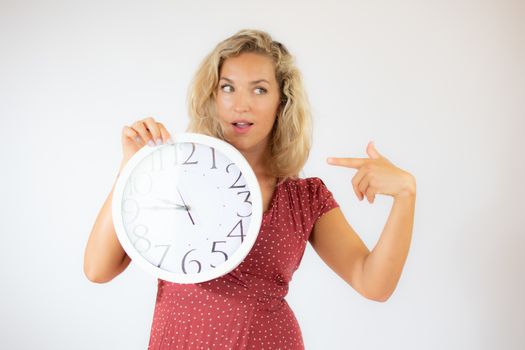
[1,0,524,349]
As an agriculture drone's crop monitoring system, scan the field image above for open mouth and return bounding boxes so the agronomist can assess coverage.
[232,122,254,129]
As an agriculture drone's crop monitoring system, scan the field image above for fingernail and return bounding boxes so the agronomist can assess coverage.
[134,136,142,143]
[327,157,333,163]
[168,137,175,145]
[155,138,162,146]
[147,140,155,147]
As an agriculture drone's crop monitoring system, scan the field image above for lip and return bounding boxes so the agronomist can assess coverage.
[231,119,254,134]
[232,119,253,124]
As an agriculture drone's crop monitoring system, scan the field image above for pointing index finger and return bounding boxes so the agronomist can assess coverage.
[327,157,367,169]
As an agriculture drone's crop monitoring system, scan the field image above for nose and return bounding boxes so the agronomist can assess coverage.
[232,89,251,114]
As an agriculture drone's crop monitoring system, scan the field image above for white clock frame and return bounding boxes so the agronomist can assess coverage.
[112,132,263,284]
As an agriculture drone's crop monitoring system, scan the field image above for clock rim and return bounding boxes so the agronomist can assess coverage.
[111,132,263,284]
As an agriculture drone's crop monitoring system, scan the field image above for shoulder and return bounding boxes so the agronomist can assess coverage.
[282,176,330,193]
[279,177,339,234]
[279,177,336,208]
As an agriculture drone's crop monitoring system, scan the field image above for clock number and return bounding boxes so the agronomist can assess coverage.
[210,147,217,169]
[182,143,198,165]
[226,163,246,189]
[132,225,151,253]
[155,244,171,268]
[172,143,179,166]
[227,219,245,243]
[181,248,202,274]
[132,173,152,195]
[124,181,133,196]
[122,198,140,224]
[236,191,252,218]
[210,241,228,268]
[150,149,163,172]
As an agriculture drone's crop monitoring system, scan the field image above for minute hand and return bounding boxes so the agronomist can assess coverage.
[142,205,188,210]
[153,197,190,210]
[177,188,195,225]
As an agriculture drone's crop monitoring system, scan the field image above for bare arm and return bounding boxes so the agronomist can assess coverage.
[83,117,173,283]
[83,161,132,283]
[360,191,415,301]
[310,190,415,301]
[310,179,416,302]
[317,143,417,301]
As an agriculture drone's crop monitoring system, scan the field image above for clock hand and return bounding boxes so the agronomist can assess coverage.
[153,197,191,210]
[142,205,189,210]
[177,188,195,226]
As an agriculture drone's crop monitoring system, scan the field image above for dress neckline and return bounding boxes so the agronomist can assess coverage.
[262,177,283,217]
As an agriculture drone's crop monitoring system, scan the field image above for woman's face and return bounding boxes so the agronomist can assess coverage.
[215,52,281,154]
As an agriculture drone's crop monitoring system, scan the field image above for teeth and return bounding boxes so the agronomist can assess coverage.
[234,122,252,126]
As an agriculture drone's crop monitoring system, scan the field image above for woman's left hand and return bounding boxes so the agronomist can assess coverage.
[327,141,416,203]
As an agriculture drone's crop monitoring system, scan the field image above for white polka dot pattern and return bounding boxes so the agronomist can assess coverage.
[148,177,339,349]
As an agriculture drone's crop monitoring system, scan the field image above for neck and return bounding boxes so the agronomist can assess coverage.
[240,144,273,181]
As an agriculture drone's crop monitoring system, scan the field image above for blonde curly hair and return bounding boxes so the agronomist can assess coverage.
[187,29,312,180]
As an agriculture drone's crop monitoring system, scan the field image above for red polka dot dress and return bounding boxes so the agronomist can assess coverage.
[148,177,339,349]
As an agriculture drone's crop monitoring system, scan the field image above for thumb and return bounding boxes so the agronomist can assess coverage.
[367,141,381,159]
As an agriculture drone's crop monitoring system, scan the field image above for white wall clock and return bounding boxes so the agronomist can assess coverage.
[112,133,262,284]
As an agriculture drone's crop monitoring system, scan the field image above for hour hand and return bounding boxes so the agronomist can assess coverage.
[177,188,195,226]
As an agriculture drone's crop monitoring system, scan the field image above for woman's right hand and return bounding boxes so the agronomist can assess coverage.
[120,117,173,169]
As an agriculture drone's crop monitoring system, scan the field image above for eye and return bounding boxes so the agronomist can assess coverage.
[220,84,234,93]
[254,87,267,95]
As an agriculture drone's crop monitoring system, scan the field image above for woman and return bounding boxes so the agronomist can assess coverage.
[84,29,416,349]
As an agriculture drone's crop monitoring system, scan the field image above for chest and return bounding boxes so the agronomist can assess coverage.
[260,181,277,212]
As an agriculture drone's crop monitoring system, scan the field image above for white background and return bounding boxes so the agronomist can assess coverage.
[1,0,524,349]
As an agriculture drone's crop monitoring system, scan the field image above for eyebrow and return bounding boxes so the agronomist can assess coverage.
[219,77,270,85]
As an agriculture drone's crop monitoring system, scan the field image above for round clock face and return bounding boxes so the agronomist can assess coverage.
[112,133,262,284]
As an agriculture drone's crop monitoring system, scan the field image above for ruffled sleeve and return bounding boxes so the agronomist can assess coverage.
[289,177,340,267]
[306,177,339,223]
